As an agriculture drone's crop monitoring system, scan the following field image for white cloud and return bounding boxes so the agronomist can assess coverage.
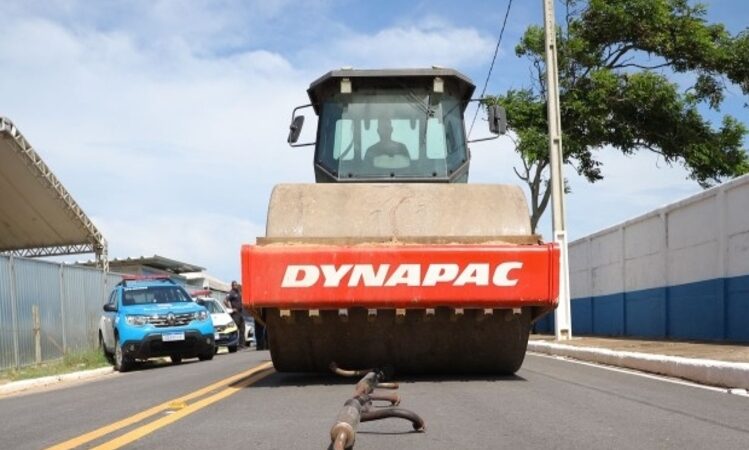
[1,9,314,280]
[1,1,714,282]
[95,213,266,279]
[565,149,701,239]
[299,22,496,70]
[470,136,701,241]
[5,0,304,54]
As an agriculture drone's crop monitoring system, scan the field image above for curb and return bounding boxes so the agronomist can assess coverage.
[528,341,749,390]
[0,367,114,396]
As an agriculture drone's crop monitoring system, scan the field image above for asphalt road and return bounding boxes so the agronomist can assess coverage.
[1,350,748,450]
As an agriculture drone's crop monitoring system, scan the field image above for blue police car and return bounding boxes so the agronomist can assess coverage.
[98,276,216,372]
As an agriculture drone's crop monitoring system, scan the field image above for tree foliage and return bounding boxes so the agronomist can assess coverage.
[486,0,749,232]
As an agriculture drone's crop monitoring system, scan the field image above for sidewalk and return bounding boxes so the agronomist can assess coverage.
[528,335,749,391]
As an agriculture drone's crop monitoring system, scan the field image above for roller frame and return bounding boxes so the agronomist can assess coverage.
[241,243,560,313]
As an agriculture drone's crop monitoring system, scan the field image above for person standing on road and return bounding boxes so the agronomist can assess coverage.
[225,281,246,349]
[254,308,267,350]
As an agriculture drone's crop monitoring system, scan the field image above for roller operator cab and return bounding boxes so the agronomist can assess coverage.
[288,68,507,183]
[243,68,559,375]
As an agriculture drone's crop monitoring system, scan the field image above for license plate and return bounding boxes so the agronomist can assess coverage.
[162,332,185,342]
[214,332,220,340]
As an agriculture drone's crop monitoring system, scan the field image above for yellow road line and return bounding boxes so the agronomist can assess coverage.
[92,368,275,450]
[46,361,273,450]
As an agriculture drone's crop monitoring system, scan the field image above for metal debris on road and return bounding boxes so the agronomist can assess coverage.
[329,363,425,449]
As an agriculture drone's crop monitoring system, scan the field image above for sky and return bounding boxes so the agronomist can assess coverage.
[1,0,747,281]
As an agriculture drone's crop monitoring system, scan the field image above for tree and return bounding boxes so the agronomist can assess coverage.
[485,0,749,233]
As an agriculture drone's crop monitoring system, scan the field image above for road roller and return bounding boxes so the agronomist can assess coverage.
[241,68,559,374]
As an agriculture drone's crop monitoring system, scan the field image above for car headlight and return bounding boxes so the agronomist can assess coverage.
[225,323,237,332]
[125,315,148,326]
[193,310,208,321]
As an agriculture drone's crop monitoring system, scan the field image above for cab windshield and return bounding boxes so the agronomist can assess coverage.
[316,89,467,180]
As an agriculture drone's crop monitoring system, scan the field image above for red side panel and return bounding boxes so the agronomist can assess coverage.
[241,244,559,310]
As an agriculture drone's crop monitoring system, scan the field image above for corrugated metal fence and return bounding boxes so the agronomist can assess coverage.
[0,255,121,370]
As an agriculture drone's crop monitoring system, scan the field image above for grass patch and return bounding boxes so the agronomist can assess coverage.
[0,348,110,382]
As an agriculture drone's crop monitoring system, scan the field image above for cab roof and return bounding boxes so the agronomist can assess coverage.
[307,68,476,113]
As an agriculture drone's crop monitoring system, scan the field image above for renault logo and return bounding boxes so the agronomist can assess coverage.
[167,313,175,325]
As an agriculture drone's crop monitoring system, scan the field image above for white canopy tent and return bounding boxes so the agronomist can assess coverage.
[0,117,107,269]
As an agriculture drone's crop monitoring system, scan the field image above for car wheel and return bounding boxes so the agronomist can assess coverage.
[100,332,115,365]
[114,336,132,372]
[198,352,214,361]
[170,355,182,365]
[228,345,238,353]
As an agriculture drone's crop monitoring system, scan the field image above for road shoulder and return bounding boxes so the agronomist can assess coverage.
[0,367,114,397]
[528,338,749,390]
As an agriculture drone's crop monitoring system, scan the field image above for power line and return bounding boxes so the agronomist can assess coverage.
[468,0,514,138]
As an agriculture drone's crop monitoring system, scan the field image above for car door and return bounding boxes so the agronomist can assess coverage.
[100,291,117,349]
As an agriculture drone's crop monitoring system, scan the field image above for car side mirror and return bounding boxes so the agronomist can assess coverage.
[287,115,304,144]
[103,304,117,312]
[488,104,507,135]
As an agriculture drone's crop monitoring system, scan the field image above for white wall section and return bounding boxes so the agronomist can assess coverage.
[570,174,749,297]
[536,174,749,341]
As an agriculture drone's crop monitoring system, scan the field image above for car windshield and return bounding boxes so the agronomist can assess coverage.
[201,299,224,314]
[316,89,467,180]
[122,286,192,306]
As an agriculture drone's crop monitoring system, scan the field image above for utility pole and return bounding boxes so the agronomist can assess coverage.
[543,0,572,340]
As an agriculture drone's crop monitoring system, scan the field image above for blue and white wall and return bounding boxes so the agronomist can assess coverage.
[536,173,749,342]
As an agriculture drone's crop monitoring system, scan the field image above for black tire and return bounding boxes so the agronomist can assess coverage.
[198,352,214,361]
[228,345,238,353]
[113,335,133,372]
[100,332,114,365]
[170,355,183,365]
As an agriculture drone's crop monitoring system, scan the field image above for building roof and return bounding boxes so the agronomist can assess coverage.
[80,254,204,274]
[0,117,107,267]
[182,272,232,292]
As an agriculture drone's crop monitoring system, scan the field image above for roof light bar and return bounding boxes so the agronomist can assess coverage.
[121,274,172,281]
[117,274,176,287]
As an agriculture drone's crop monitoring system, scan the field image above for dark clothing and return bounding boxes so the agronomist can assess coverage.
[255,319,267,350]
[231,311,246,348]
[226,288,242,313]
[226,288,245,347]
[364,140,410,167]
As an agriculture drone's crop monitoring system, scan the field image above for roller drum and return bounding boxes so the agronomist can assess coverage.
[262,183,535,374]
